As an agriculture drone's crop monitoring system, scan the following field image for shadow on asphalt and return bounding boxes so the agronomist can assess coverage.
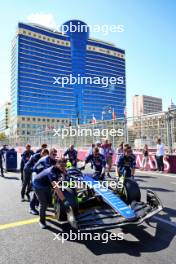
[2,176,20,180]
[140,186,175,192]
[159,207,176,221]
[45,215,176,257]
[135,179,147,183]
[135,175,157,179]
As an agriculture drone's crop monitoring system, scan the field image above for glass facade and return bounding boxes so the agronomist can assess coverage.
[84,40,126,121]
[11,20,126,126]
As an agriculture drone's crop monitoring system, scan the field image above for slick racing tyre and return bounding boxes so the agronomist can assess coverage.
[55,188,78,221]
[122,178,141,204]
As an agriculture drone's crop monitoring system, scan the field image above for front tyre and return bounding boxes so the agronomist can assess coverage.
[54,188,78,221]
[122,178,141,204]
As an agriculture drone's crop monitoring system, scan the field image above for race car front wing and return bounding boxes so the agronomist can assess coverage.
[76,189,163,231]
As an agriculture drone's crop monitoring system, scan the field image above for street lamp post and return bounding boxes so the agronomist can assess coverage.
[165,108,173,154]
[101,106,115,146]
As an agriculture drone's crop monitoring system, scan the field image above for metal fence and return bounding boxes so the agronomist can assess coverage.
[5,108,176,153]
[14,119,126,150]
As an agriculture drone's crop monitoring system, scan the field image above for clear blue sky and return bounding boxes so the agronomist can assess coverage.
[1,0,176,116]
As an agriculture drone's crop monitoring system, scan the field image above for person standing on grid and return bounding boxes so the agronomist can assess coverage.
[155,139,165,172]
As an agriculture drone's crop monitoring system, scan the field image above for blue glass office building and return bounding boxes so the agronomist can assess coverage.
[11,20,126,137]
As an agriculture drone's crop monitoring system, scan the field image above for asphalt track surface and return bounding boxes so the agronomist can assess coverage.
[0,169,176,264]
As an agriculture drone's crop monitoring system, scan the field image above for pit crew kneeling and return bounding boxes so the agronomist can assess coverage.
[81,147,106,180]
[116,146,136,179]
[32,158,73,229]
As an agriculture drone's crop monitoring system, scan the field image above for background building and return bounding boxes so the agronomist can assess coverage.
[133,95,162,117]
[10,20,126,144]
[0,102,11,134]
[131,108,176,151]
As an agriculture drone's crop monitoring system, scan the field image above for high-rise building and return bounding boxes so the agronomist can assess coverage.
[0,102,11,134]
[10,20,126,141]
[133,95,162,117]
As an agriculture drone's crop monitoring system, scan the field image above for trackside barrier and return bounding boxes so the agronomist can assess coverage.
[15,147,176,173]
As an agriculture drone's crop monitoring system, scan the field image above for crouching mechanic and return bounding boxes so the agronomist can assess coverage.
[29,149,49,214]
[32,158,74,229]
[21,148,49,202]
[33,148,57,174]
[63,145,78,167]
[20,144,34,182]
[116,146,136,179]
[81,147,106,180]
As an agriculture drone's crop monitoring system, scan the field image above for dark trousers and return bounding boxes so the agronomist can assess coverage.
[21,170,32,198]
[70,159,77,168]
[30,192,39,210]
[0,163,4,176]
[156,156,164,171]
[93,169,103,180]
[21,167,24,182]
[119,167,132,178]
[35,187,52,223]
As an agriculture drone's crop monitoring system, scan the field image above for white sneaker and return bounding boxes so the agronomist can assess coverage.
[66,207,78,229]
[39,221,47,229]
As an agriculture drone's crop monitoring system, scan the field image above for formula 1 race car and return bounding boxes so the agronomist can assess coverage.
[52,167,163,231]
